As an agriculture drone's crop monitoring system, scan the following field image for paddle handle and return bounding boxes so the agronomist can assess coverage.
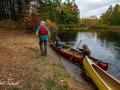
[70,40,82,61]
[76,40,82,50]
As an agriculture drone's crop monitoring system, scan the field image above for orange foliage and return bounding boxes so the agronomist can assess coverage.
[45,19,58,41]
[45,19,58,33]
[80,15,99,26]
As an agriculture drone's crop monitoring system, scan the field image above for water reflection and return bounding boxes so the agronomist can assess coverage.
[58,30,120,81]
[58,30,77,42]
[98,31,120,59]
[98,30,120,43]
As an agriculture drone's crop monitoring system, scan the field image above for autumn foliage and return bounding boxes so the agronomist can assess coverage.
[45,19,58,33]
[22,16,41,30]
[45,19,58,40]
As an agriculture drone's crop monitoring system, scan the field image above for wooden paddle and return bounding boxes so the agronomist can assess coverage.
[70,40,82,61]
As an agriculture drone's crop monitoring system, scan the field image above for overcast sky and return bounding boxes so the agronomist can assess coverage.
[72,0,120,18]
[34,0,120,18]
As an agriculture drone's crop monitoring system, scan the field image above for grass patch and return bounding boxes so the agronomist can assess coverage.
[47,63,70,90]
[42,60,48,65]
[32,56,34,58]
[56,81,68,90]
[26,82,31,88]
[52,63,69,78]
[36,56,39,59]
[12,86,20,90]
[34,49,39,52]
[45,77,56,90]
[45,77,68,90]
[33,67,39,72]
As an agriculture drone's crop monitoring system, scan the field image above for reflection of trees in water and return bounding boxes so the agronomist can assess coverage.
[97,30,120,58]
[58,30,97,42]
[58,30,77,42]
[82,31,96,40]
[97,30,120,45]
[98,31,120,47]
[59,30,120,46]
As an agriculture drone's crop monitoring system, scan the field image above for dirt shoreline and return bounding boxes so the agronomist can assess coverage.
[0,28,95,90]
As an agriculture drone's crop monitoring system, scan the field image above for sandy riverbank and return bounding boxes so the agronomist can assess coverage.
[0,27,95,90]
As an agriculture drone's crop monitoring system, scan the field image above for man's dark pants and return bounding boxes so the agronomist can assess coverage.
[39,38,48,55]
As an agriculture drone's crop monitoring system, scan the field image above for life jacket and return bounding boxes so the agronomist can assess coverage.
[56,39,61,45]
[39,26,48,35]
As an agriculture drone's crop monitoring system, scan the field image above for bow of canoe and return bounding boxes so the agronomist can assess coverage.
[83,56,120,90]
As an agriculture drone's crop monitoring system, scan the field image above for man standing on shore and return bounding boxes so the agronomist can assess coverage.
[36,21,50,56]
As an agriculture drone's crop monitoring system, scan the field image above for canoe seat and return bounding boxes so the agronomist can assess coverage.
[66,48,71,51]
[62,48,71,51]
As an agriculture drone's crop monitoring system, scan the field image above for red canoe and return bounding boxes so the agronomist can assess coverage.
[50,43,108,71]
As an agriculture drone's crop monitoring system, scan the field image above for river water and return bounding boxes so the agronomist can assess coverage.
[58,30,120,82]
